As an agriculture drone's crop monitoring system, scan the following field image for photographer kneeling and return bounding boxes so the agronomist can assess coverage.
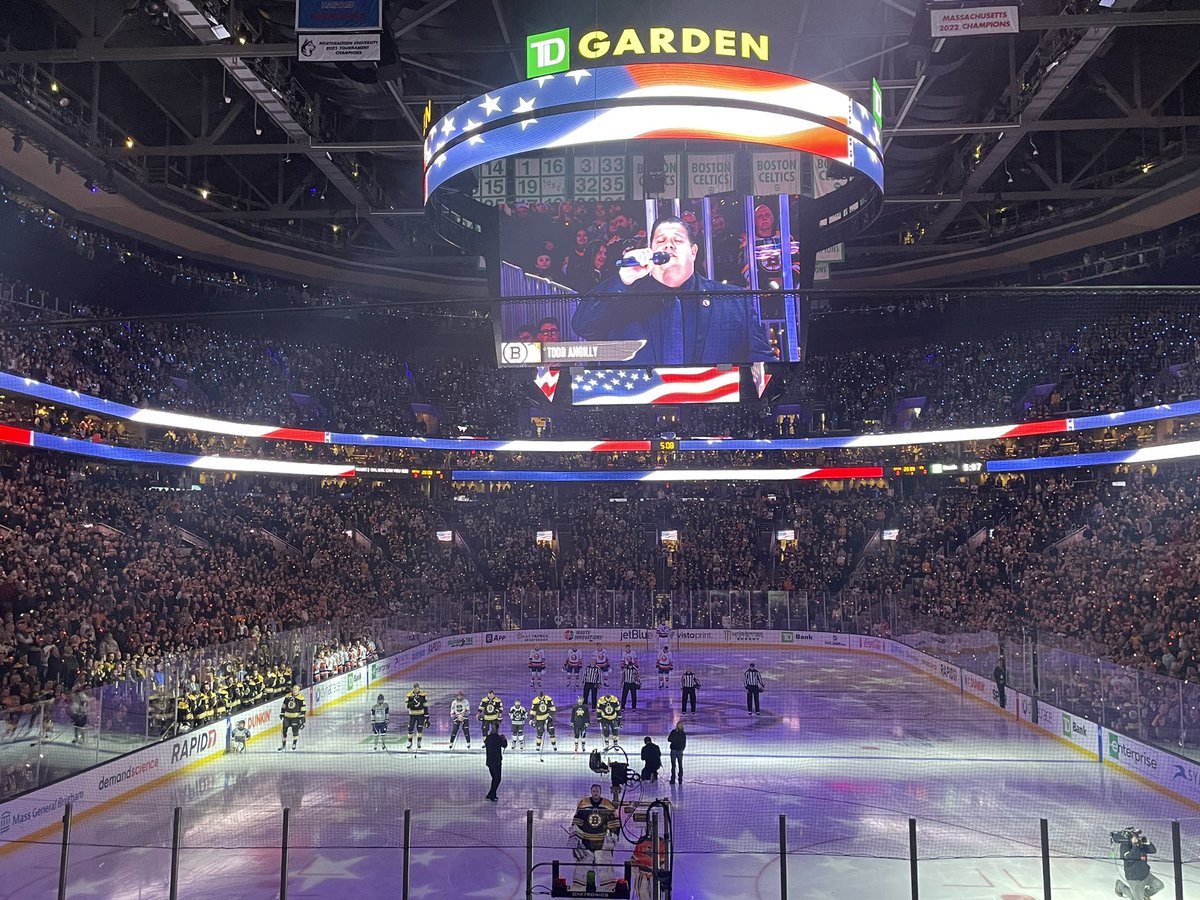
[1115,828,1164,900]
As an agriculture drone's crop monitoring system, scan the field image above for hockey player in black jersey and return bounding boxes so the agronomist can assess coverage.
[531,691,558,753]
[477,690,503,736]
[278,685,306,751]
[406,684,429,750]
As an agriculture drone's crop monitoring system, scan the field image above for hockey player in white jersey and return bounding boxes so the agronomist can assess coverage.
[528,645,547,689]
[509,699,528,750]
[370,694,390,751]
[563,647,584,689]
[655,646,675,689]
[449,691,473,750]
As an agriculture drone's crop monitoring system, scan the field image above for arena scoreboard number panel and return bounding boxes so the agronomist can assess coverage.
[422,63,884,202]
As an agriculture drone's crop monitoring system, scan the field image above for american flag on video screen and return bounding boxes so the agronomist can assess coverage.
[571,367,740,406]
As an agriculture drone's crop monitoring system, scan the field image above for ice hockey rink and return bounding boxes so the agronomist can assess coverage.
[3,642,1199,900]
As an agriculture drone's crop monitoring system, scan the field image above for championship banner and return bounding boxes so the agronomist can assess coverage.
[295,0,382,31]
[685,153,734,197]
[751,152,802,195]
[930,6,1019,37]
[298,33,381,61]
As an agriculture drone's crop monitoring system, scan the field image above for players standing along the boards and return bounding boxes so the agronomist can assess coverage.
[592,645,612,686]
[278,684,306,751]
[597,693,622,749]
[509,697,528,750]
[450,690,473,750]
[571,696,591,753]
[563,647,584,689]
[478,689,503,736]
[370,693,390,751]
[528,645,547,689]
[406,683,429,750]
[531,690,558,753]
[656,646,674,689]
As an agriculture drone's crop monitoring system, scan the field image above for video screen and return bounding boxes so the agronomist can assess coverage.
[495,195,807,368]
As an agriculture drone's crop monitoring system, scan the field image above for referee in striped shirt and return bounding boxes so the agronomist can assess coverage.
[744,662,764,716]
[680,668,700,714]
[582,662,603,710]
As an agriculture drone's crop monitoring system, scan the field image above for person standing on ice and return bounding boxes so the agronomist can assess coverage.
[744,662,764,716]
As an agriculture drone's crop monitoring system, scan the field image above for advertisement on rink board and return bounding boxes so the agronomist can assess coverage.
[1100,730,1200,803]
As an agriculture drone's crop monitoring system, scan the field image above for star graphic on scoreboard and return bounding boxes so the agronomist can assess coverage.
[440,116,456,136]
[514,96,536,115]
[479,94,502,116]
[566,69,592,85]
[536,75,555,87]
[435,156,446,167]
[625,381,635,389]
[467,134,484,145]
[603,383,614,390]
[463,118,481,131]
[520,118,538,130]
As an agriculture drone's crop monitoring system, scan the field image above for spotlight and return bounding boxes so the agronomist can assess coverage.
[11,134,21,153]
[83,178,97,193]
[1004,162,1013,184]
[49,81,59,93]
[1028,135,1038,158]
[198,187,210,200]
[124,136,135,149]
[237,34,247,46]
[58,96,70,108]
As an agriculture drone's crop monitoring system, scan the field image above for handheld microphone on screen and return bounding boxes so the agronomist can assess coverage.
[615,251,671,269]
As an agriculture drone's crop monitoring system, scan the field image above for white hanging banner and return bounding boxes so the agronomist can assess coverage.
[930,7,1020,37]
[298,33,381,62]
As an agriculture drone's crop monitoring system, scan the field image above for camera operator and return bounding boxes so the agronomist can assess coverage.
[1116,828,1164,900]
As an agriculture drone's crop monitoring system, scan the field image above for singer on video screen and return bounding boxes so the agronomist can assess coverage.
[570,216,774,365]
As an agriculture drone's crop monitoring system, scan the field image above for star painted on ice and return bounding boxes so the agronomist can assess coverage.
[513,97,536,115]
[292,854,367,890]
[479,94,501,116]
[440,116,456,136]
[536,75,555,87]
[408,849,443,867]
[566,70,592,85]
[462,118,481,132]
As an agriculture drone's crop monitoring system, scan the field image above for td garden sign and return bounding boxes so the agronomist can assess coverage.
[527,25,769,77]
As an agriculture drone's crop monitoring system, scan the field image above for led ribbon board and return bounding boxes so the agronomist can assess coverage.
[422,64,884,201]
[4,370,1200,453]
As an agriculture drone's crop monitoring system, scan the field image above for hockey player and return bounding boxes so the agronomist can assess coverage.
[563,647,584,690]
[656,646,675,689]
[449,691,473,750]
[592,645,611,686]
[477,689,503,736]
[597,693,622,749]
[571,697,590,753]
[231,719,251,753]
[656,621,670,643]
[406,683,429,750]
[528,645,547,689]
[531,690,558,753]
[621,644,639,669]
[68,691,89,745]
[509,698,528,751]
[571,784,620,892]
[370,694,390,751]
[278,684,306,751]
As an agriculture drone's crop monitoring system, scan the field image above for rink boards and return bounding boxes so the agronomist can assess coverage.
[3,626,1200,852]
